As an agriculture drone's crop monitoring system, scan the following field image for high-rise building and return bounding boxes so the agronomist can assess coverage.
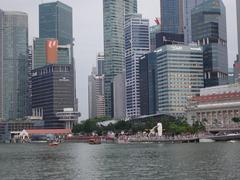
[0,10,28,121]
[96,53,104,76]
[139,53,157,116]
[234,55,240,83]
[27,46,33,116]
[237,0,240,56]
[113,71,126,120]
[125,14,150,118]
[183,0,207,44]
[155,45,204,117]
[103,0,137,117]
[32,64,74,128]
[88,67,105,119]
[160,0,184,34]
[192,0,228,87]
[235,0,240,82]
[39,1,77,112]
[39,1,73,45]
[124,0,138,16]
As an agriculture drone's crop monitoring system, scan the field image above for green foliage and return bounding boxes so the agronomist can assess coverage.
[72,115,206,135]
[232,117,240,123]
[72,116,110,134]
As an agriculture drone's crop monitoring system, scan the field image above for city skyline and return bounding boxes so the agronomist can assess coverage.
[0,0,237,119]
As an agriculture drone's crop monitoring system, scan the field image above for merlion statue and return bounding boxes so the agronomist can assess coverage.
[157,123,162,136]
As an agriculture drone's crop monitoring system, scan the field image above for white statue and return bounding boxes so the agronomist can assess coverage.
[157,123,162,136]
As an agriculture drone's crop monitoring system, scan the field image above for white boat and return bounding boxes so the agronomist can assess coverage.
[228,140,237,143]
[199,138,215,143]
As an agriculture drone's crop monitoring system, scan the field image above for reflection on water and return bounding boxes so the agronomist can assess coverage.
[0,143,240,180]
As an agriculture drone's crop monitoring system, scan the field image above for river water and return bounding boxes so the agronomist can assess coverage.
[0,142,240,180]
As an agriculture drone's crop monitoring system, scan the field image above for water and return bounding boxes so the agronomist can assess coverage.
[0,143,240,180]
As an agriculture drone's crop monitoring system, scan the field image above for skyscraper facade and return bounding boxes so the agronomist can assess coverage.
[150,23,161,51]
[27,46,33,116]
[88,67,105,119]
[192,0,228,87]
[103,0,137,117]
[0,10,28,120]
[113,71,126,120]
[183,0,207,44]
[155,45,204,116]
[39,1,77,112]
[235,0,240,82]
[39,1,73,45]
[233,56,240,83]
[32,64,74,128]
[125,14,150,118]
[96,53,104,76]
[33,38,71,69]
[160,0,184,34]
[237,0,240,56]
[139,53,157,116]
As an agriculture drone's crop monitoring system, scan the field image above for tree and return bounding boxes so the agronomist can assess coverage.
[232,117,240,123]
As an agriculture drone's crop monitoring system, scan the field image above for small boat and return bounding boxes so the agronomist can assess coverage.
[48,141,60,146]
[228,140,237,143]
[88,138,101,145]
[199,138,215,143]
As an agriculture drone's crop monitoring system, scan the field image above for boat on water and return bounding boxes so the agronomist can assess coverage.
[48,141,60,146]
[88,138,101,145]
[228,140,237,143]
[199,138,215,143]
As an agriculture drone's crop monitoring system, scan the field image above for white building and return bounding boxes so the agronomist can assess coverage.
[88,67,105,118]
[187,83,240,129]
[125,14,150,119]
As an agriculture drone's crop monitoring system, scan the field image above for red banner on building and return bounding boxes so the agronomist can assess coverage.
[45,39,58,64]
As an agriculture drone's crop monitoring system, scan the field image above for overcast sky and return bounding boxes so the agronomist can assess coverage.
[0,0,238,119]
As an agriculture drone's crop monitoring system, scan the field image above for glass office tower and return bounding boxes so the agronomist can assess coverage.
[39,1,73,45]
[0,10,28,120]
[183,0,207,44]
[192,0,228,87]
[32,64,74,128]
[125,14,150,118]
[103,0,137,117]
[39,1,78,112]
[160,0,184,34]
[139,53,157,116]
[155,45,204,117]
[234,0,240,83]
